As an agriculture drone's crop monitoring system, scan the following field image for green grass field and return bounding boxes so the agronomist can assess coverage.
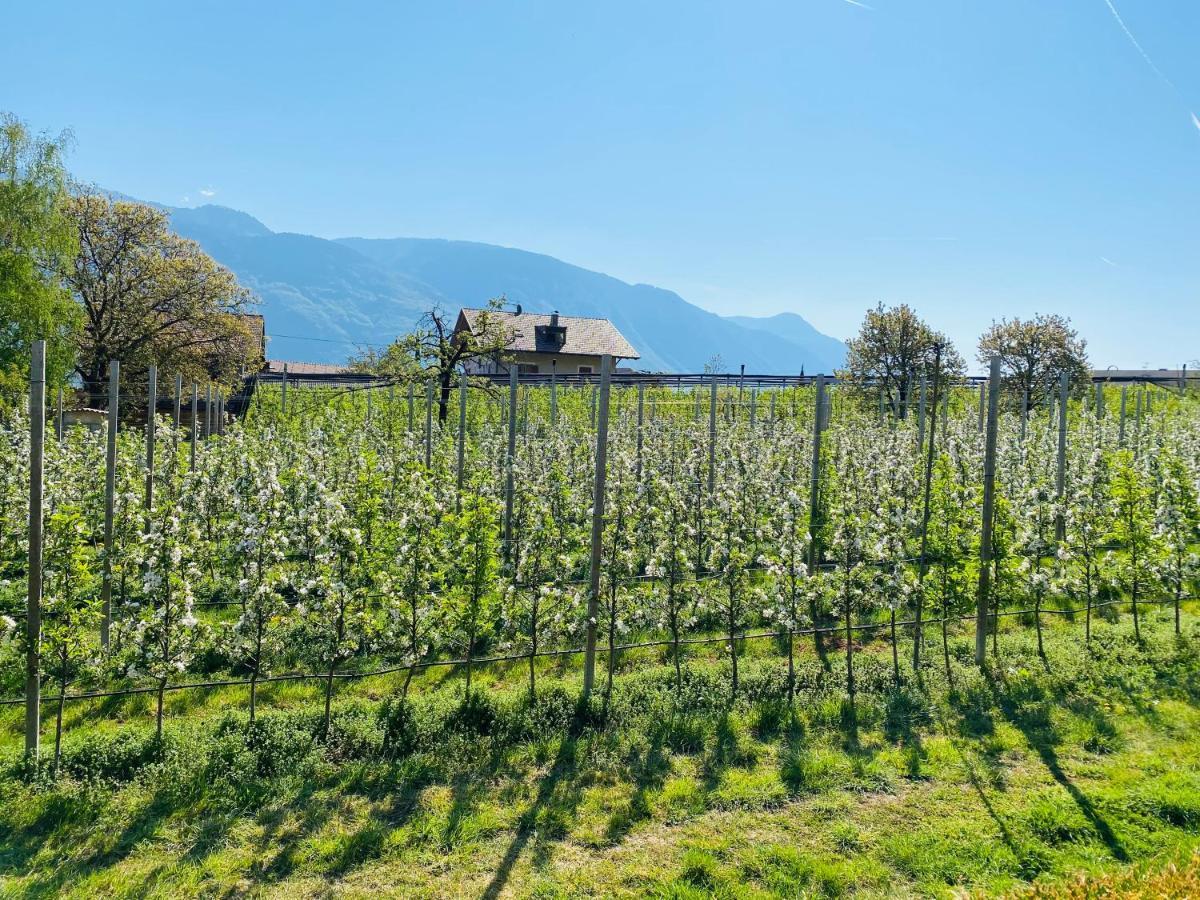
[4,605,1200,898]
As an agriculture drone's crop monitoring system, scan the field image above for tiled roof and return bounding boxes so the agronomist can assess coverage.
[457,309,640,359]
[265,360,350,375]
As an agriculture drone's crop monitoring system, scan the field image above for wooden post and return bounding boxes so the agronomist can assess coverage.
[101,361,119,648]
[707,374,718,497]
[456,371,468,511]
[1118,385,1128,446]
[173,373,182,432]
[25,341,46,759]
[583,355,612,699]
[975,357,1002,666]
[189,383,198,471]
[1133,388,1143,458]
[503,367,518,553]
[914,346,942,670]
[281,363,288,414]
[808,375,826,570]
[636,381,645,482]
[145,366,156,512]
[424,378,434,469]
[1054,372,1068,542]
[916,375,927,450]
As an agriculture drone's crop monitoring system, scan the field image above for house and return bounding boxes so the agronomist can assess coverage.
[454,308,640,375]
[263,359,351,376]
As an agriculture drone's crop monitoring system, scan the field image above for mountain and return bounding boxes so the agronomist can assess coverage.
[162,203,846,373]
[726,314,848,372]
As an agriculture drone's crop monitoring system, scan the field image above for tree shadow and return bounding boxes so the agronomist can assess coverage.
[479,729,582,900]
[981,667,1129,863]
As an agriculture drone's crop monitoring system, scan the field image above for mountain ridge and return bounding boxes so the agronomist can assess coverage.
[157,202,846,373]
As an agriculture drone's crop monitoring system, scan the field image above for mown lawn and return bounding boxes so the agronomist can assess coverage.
[3,606,1200,898]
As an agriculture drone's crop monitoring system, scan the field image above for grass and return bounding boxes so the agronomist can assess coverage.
[3,607,1200,897]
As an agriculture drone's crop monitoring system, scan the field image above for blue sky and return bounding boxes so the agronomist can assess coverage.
[6,0,1198,368]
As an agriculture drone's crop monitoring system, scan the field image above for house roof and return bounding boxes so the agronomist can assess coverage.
[456,309,640,360]
[264,359,351,376]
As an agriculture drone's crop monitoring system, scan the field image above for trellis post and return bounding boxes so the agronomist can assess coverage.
[550,359,558,425]
[977,380,986,432]
[916,375,927,450]
[808,375,826,570]
[636,381,645,482]
[975,357,1002,666]
[189,383,198,470]
[145,366,156,512]
[25,341,46,759]
[914,346,942,670]
[707,374,718,497]
[503,367,518,553]
[55,385,63,441]
[424,378,434,468]
[456,371,468,511]
[205,384,213,439]
[281,363,288,414]
[173,373,182,432]
[101,360,119,648]
[1118,385,1128,446]
[583,355,612,699]
[1054,371,1069,541]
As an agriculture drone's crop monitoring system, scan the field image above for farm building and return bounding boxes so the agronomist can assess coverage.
[454,308,640,375]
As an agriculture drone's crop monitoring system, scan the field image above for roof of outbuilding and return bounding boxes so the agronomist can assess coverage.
[456,309,640,360]
[264,360,351,375]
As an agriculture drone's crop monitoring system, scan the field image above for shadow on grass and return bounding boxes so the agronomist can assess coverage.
[981,666,1129,863]
[480,730,582,900]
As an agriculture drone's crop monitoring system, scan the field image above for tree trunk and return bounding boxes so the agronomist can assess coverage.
[156,678,166,741]
[249,673,258,724]
[890,608,899,683]
[323,658,337,739]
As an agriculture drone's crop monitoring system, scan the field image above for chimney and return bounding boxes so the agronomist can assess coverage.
[550,310,559,327]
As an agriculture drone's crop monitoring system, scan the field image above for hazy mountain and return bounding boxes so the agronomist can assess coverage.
[162,203,846,373]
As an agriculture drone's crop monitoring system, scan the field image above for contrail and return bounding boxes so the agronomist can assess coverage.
[842,0,873,9]
[1102,0,1174,90]
[1192,112,1200,134]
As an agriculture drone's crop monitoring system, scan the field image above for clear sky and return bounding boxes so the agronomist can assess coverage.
[6,0,1198,369]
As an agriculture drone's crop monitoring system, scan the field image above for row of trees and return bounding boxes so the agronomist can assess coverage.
[1,113,260,404]
[841,303,1090,414]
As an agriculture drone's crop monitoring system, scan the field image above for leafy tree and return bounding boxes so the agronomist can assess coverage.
[65,193,259,402]
[1110,450,1154,642]
[1155,450,1200,635]
[0,113,79,398]
[977,314,1089,407]
[1061,447,1111,647]
[351,297,515,424]
[841,303,964,418]
[441,491,500,696]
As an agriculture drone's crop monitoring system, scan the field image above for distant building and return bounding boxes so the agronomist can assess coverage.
[454,308,640,375]
[263,360,351,376]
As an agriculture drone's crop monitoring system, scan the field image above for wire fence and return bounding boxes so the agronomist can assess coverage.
[4,594,1189,709]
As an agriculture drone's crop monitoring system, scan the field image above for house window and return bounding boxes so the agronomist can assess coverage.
[577,365,593,375]
[517,363,539,374]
